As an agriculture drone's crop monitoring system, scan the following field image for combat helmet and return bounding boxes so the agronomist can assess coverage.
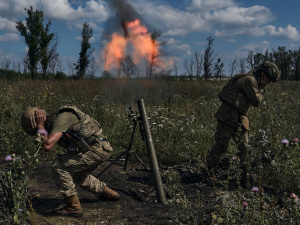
[21,107,38,136]
[256,62,280,82]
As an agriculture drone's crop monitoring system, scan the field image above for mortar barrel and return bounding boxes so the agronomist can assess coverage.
[137,99,166,204]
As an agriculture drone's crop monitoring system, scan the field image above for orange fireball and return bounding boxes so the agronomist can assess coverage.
[102,19,160,71]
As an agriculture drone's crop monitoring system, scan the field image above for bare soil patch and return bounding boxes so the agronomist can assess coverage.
[28,159,214,225]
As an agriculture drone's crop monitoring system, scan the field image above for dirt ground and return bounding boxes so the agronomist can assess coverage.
[27,158,213,225]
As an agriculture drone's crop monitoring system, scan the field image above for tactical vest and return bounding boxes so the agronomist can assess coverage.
[218,73,252,115]
[56,105,103,153]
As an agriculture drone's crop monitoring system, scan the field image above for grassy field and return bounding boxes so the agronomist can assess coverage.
[1,78,300,224]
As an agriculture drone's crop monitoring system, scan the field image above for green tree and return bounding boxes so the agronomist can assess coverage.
[214,58,224,81]
[16,6,54,79]
[245,50,254,71]
[253,53,265,69]
[75,22,93,79]
[272,46,293,80]
[40,30,58,78]
[292,48,300,81]
[203,36,215,80]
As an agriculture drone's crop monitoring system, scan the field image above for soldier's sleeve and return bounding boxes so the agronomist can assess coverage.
[50,112,78,133]
[243,77,264,107]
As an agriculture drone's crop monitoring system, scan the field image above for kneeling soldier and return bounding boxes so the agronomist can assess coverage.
[21,105,120,217]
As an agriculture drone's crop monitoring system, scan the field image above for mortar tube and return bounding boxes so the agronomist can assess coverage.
[137,99,166,204]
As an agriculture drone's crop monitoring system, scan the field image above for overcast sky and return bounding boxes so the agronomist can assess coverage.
[0,0,299,76]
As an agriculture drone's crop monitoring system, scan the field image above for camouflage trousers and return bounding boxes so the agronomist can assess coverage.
[206,120,250,170]
[51,140,112,198]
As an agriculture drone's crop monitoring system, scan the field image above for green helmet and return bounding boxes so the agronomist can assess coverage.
[21,107,38,136]
[256,62,280,82]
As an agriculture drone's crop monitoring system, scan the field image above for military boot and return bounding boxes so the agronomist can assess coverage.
[100,186,120,201]
[55,194,83,217]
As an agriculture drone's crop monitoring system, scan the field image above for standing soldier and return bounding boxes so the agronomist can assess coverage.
[206,62,280,188]
[21,105,120,217]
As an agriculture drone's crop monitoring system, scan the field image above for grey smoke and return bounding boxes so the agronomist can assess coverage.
[110,0,142,22]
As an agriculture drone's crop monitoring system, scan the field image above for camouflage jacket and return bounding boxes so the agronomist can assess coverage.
[46,105,111,153]
[215,72,265,127]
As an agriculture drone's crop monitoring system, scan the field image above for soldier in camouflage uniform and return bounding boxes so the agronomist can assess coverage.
[21,105,120,218]
[206,62,280,188]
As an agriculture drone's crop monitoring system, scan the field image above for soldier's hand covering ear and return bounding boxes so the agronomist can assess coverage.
[35,108,47,126]
[258,73,269,87]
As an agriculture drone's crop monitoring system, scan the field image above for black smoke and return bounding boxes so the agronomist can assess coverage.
[101,0,148,41]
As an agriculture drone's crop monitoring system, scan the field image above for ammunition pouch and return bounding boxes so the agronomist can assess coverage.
[90,137,113,152]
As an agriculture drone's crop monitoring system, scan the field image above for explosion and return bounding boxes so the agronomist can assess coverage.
[99,0,173,76]
[102,19,160,72]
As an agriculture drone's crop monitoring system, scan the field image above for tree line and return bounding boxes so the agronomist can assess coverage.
[1,6,300,80]
[183,36,300,81]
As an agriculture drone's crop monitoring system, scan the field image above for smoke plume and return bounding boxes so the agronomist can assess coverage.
[101,0,147,41]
